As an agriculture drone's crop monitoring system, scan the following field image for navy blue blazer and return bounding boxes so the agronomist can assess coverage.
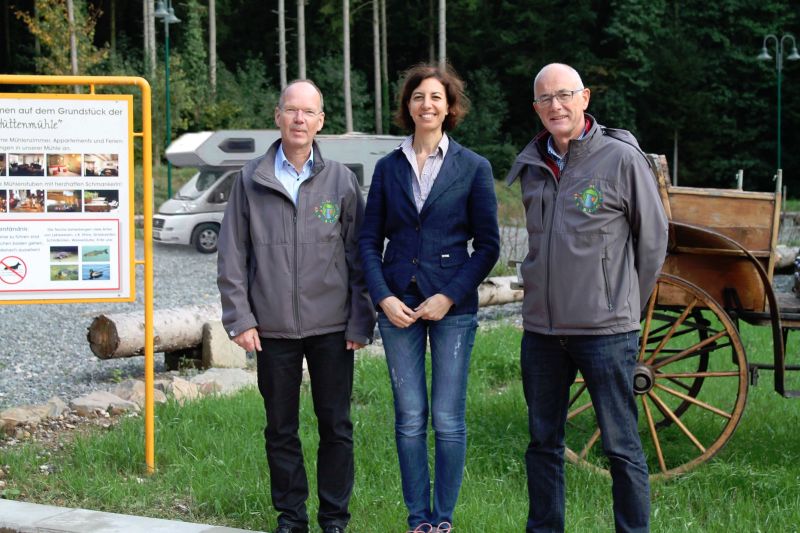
[359,138,500,315]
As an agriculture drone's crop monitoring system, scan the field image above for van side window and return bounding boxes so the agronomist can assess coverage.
[344,164,364,186]
[211,173,236,203]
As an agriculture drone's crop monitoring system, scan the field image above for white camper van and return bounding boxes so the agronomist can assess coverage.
[153,130,403,253]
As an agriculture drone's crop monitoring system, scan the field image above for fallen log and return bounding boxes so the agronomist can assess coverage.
[87,303,222,359]
[87,276,523,360]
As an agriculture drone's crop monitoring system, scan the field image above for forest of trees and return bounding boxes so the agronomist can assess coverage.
[2,0,799,191]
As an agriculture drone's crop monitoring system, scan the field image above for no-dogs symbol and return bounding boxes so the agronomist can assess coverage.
[0,256,27,285]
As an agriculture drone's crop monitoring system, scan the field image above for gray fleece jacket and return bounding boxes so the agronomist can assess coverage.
[505,115,668,335]
[217,140,376,344]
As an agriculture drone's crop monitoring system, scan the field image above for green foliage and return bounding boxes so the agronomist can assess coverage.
[5,0,800,191]
[311,54,372,134]
[15,0,108,77]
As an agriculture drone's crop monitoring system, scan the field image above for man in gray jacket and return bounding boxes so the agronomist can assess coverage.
[217,80,375,533]
[506,63,668,533]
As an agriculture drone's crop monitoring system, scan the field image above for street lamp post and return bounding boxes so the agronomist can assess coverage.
[758,33,800,172]
[154,1,180,199]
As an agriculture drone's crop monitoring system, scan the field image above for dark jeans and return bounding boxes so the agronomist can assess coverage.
[256,331,354,530]
[521,331,650,533]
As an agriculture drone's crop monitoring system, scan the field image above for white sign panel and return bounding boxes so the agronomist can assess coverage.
[0,93,134,302]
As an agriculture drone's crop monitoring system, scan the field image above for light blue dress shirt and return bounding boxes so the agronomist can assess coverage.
[274,143,314,204]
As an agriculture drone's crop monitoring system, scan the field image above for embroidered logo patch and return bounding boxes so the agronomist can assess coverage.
[314,200,340,223]
[574,184,603,214]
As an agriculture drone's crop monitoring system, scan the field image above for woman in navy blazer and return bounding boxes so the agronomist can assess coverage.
[359,63,500,533]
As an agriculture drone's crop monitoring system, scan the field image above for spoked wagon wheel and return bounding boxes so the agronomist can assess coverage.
[564,273,749,480]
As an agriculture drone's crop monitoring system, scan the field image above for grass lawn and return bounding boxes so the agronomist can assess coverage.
[2,322,800,532]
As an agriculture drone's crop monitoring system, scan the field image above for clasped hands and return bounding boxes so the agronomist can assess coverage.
[379,293,454,328]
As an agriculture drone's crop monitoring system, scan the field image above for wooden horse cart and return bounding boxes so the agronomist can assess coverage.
[564,155,800,480]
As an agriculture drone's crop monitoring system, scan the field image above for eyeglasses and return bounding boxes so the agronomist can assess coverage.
[281,107,322,119]
[533,88,585,107]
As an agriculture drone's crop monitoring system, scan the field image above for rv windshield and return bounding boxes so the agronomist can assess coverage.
[175,170,224,200]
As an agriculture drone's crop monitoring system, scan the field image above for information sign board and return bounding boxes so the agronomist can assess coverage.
[0,93,134,302]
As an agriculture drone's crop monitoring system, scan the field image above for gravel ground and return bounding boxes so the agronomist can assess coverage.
[0,242,220,411]
[0,238,791,412]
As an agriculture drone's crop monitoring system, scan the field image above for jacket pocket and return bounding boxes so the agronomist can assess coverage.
[520,175,546,234]
[601,248,614,311]
[440,249,468,267]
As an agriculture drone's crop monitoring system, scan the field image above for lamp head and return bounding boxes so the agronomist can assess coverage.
[788,46,800,61]
[167,7,181,24]
[154,1,168,18]
[758,47,772,61]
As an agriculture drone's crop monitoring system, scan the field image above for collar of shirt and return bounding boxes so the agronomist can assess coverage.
[546,116,591,172]
[274,143,314,203]
[399,133,449,178]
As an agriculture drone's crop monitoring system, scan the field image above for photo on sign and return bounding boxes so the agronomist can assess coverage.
[8,189,44,213]
[84,154,119,177]
[46,190,82,213]
[0,191,7,213]
[83,189,119,212]
[47,154,82,176]
[82,245,110,262]
[8,153,45,177]
[0,154,6,175]
[50,246,78,262]
[82,264,109,280]
[50,265,79,281]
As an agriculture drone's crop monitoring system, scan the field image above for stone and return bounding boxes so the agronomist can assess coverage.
[202,321,247,369]
[190,368,255,396]
[69,391,140,417]
[110,379,167,408]
[0,406,44,433]
[44,397,68,418]
[166,377,200,405]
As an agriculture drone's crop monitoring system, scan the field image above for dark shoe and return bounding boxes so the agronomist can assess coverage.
[322,527,345,533]
[273,525,309,533]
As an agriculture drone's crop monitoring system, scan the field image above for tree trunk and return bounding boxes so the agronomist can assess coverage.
[428,0,434,63]
[66,0,79,90]
[297,0,306,78]
[87,304,223,359]
[34,0,40,57]
[86,278,521,360]
[438,0,446,67]
[110,0,116,56]
[343,0,353,132]
[2,0,10,70]
[672,129,678,186]
[373,0,382,133]
[477,276,523,307]
[380,0,389,132]
[278,0,287,89]
[144,0,156,79]
[209,0,217,97]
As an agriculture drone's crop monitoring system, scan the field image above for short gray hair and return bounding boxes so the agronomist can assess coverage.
[278,79,325,111]
[533,63,584,96]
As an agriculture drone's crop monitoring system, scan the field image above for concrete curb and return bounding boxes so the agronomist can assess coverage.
[0,499,265,533]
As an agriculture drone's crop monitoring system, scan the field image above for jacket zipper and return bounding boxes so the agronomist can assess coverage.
[544,163,561,333]
[292,208,301,336]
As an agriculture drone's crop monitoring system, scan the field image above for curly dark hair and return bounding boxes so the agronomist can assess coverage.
[394,63,469,133]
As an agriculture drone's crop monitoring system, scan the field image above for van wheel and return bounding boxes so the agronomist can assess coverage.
[192,223,219,253]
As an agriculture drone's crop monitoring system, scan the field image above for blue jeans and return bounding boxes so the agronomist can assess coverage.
[378,290,478,529]
[521,331,650,533]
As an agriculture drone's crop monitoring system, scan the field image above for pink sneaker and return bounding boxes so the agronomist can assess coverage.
[435,522,452,533]
[407,524,434,533]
